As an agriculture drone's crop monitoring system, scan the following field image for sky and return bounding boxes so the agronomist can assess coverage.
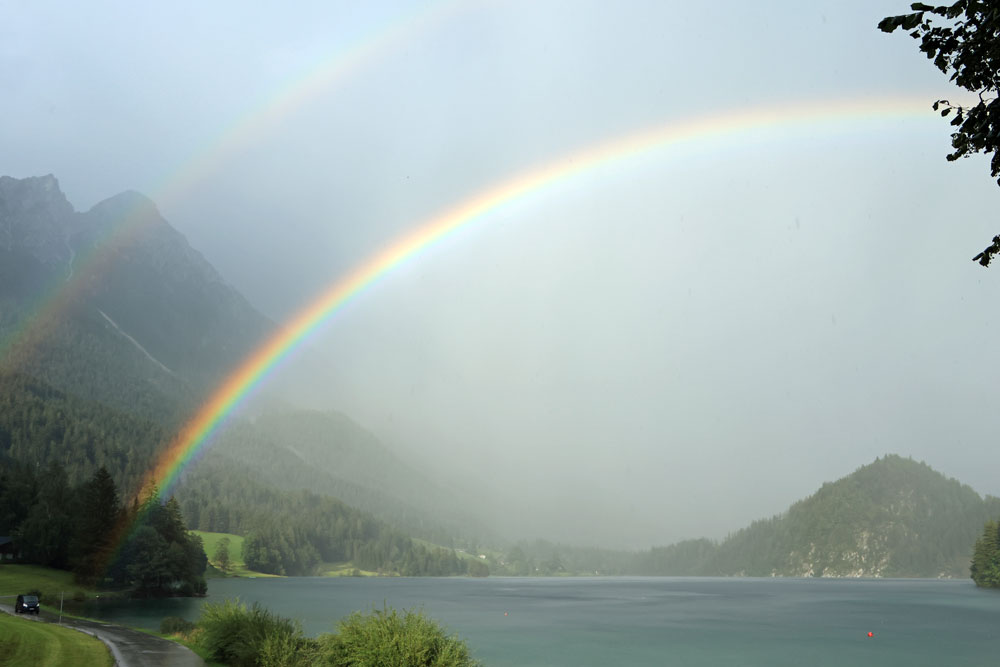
[2,0,999,548]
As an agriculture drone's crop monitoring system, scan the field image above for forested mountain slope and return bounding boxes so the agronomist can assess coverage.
[636,455,1000,578]
[239,409,491,546]
[0,174,272,421]
[0,174,480,574]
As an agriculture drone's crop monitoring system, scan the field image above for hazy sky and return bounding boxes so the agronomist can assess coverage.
[3,0,999,547]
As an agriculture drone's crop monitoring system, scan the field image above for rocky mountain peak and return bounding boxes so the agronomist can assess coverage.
[0,174,75,266]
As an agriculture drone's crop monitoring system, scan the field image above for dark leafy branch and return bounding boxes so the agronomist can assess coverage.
[880,1,1000,265]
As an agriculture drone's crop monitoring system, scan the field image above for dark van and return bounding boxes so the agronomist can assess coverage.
[15,594,40,614]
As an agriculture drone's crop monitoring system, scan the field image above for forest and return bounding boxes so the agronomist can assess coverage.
[0,370,475,579]
[0,462,206,596]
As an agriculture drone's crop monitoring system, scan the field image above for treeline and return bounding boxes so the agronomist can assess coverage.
[971,520,1000,588]
[0,371,473,577]
[490,539,629,576]
[0,461,206,595]
[245,410,494,550]
[177,456,469,576]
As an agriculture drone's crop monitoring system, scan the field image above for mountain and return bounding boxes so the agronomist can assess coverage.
[4,175,998,579]
[0,174,272,421]
[215,407,491,546]
[637,455,1000,578]
[0,174,486,571]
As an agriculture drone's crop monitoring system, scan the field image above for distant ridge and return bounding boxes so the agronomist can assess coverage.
[0,174,273,421]
[638,455,1000,578]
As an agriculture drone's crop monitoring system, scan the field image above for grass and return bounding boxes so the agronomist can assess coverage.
[413,538,484,562]
[0,612,113,666]
[0,564,96,606]
[194,530,384,578]
[192,530,280,578]
[318,562,379,577]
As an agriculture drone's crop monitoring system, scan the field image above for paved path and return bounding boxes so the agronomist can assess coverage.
[0,602,203,667]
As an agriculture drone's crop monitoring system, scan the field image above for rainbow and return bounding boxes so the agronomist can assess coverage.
[0,193,166,362]
[148,0,462,213]
[141,94,943,501]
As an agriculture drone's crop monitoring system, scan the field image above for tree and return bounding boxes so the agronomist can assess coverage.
[879,2,1000,265]
[72,466,122,581]
[214,537,232,575]
[467,558,489,578]
[971,519,1000,587]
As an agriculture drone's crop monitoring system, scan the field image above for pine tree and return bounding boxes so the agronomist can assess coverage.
[214,537,231,574]
[72,466,122,582]
[970,519,1000,588]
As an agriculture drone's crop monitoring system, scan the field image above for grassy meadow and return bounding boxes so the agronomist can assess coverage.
[0,612,113,667]
[0,564,95,606]
[193,530,284,578]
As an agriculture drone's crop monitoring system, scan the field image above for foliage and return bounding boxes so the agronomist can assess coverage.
[970,519,1000,587]
[879,1,1000,265]
[467,559,489,577]
[214,536,232,574]
[0,610,114,667]
[196,599,316,667]
[317,606,480,667]
[0,459,207,596]
[0,370,170,497]
[160,616,197,635]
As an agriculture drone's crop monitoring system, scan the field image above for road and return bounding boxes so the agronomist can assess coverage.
[0,601,204,667]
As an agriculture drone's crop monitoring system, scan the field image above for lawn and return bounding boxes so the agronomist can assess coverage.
[0,564,94,606]
[318,562,379,577]
[192,530,280,578]
[0,612,113,667]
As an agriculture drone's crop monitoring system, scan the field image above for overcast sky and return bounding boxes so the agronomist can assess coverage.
[3,0,999,547]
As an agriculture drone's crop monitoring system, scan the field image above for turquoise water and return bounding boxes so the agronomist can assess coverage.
[84,577,1000,666]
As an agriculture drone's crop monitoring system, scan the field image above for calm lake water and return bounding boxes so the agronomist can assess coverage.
[83,577,1000,666]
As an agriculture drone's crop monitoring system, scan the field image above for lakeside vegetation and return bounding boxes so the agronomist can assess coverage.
[161,599,479,667]
[0,459,207,597]
[971,520,1000,588]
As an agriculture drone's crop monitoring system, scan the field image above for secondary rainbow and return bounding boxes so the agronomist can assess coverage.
[153,0,461,209]
[0,2,461,364]
[141,94,943,501]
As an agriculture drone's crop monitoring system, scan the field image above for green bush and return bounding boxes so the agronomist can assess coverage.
[160,616,196,635]
[318,607,479,667]
[196,599,313,667]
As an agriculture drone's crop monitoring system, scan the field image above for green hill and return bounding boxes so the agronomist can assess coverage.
[637,455,1000,578]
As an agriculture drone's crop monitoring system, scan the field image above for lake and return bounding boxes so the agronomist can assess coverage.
[83,577,1000,666]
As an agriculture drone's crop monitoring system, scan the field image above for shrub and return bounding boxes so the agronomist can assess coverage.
[160,616,197,635]
[318,606,479,667]
[197,599,308,667]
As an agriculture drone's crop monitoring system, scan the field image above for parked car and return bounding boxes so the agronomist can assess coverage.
[15,594,40,614]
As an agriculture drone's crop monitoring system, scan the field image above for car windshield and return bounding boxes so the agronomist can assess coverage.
[22,596,38,603]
